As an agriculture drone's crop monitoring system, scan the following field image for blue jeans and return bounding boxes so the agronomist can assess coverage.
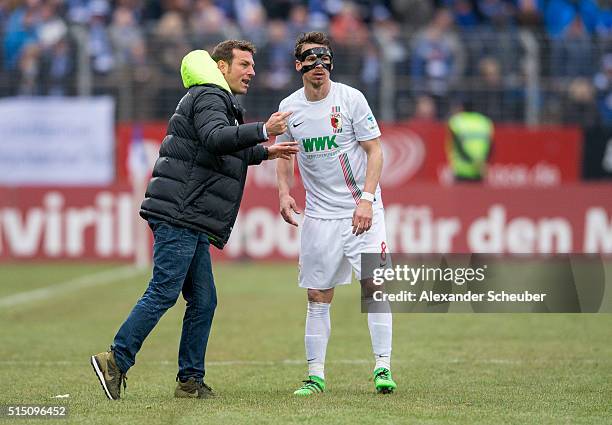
[112,218,217,382]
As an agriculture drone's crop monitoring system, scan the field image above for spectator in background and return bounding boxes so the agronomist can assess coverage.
[410,94,438,123]
[563,77,598,126]
[139,0,163,22]
[248,18,296,116]
[114,0,145,18]
[370,9,404,116]
[549,15,594,77]
[476,0,516,27]
[329,1,369,47]
[0,0,8,28]
[152,6,191,116]
[42,38,74,95]
[109,5,144,67]
[38,1,73,95]
[189,0,239,47]
[38,0,67,50]
[594,53,612,124]
[306,0,332,28]
[446,0,480,29]
[17,42,41,94]
[363,1,392,96]
[411,8,465,117]
[154,9,190,74]
[371,8,405,64]
[260,19,293,91]
[213,0,234,19]
[545,0,599,37]
[329,1,370,87]
[515,0,543,28]
[469,56,522,122]
[66,0,92,24]
[4,0,42,72]
[389,0,433,29]
[233,0,267,46]
[593,0,612,57]
[88,0,115,74]
[471,57,504,120]
[361,42,380,108]
[286,3,312,40]
[458,0,523,79]
[5,0,74,96]
[544,0,597,78]
[545,0,579,36]
[109,5,156,118]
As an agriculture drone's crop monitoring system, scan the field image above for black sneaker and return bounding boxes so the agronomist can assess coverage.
[174,377,214,398]
[90,350,127,400]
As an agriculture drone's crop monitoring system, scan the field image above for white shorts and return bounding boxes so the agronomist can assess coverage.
[298,208,389,289]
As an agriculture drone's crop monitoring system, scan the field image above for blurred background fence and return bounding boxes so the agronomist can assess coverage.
[4,0,612,125]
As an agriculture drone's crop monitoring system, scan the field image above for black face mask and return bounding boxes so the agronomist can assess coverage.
[297,47,333,75]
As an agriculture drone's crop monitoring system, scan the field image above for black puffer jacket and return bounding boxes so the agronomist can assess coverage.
[140,84,267,248]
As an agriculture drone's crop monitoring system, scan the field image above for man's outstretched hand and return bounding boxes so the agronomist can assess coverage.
[267,142,299,160]
[279,194,301,226]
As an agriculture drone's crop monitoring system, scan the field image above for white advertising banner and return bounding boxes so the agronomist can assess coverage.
[0,97,115,185]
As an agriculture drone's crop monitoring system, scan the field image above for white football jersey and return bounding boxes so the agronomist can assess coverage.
[276,81,383,219]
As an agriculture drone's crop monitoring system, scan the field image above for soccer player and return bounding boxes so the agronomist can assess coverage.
[275,32,397,395]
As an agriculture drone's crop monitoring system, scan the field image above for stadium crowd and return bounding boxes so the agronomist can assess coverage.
[2,0,612,124]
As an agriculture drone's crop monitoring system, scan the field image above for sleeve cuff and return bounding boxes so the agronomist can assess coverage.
[251,145,267,165]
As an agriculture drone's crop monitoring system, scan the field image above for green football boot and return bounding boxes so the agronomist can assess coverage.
[374,367,397,394]
[293,375,325,396]
[90,350,127,400]
[174,377,215,399]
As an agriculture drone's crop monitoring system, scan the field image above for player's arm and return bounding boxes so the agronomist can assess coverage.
[360,138,383,199]
[275,111,302,227]
[277,152,301,226]
[353,137,383,236]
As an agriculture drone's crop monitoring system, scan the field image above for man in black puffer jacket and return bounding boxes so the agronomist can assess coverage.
[91,40,298,400]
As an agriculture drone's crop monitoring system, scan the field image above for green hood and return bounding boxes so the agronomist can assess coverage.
[181,50,231,93]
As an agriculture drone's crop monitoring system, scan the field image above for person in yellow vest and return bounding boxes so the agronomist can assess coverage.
[446,100,494,182]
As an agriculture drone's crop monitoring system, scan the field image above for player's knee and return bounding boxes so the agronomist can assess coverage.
[307,288,333,303]
[360,278,378,298]
[189,290,217,312]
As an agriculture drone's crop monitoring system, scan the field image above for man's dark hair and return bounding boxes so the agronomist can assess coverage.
[211,40,256,64]
[294,32,332,59]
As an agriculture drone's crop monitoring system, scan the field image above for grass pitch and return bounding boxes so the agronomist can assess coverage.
[0,262,610,424]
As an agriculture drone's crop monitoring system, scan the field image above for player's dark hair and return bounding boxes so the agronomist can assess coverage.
[211,40,256,65]
[294,32,332,59]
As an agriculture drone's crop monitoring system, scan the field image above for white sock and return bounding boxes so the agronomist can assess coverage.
[364,297,392,371]
[305,301,331,380]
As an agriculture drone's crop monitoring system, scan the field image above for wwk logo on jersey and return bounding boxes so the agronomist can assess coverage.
[302,135,339,152]
[331,106,342,133]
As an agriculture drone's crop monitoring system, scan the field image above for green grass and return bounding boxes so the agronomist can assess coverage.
[0,263,119,298]
[0,262,610,424]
